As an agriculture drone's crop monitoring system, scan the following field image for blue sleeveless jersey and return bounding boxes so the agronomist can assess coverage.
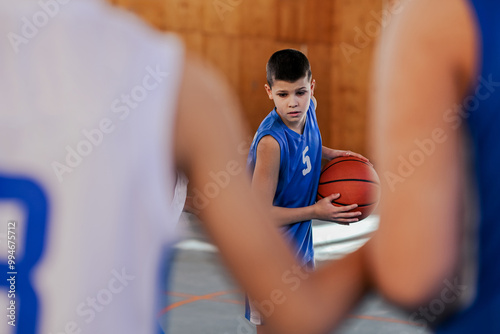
[436,1,500,333]
[247,99,322,265]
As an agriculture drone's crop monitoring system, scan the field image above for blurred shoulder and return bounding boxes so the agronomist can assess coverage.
[380,0,477,93]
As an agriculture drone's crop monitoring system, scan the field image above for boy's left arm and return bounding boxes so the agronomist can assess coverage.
[322,146,370,162]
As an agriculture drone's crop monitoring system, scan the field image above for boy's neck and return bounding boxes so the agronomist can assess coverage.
[275,108,307,135]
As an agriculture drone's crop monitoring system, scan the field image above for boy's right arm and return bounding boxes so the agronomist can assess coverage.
[252,135,361,226]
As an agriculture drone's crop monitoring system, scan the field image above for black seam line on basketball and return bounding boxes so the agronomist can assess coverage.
[320,158,372,176]
[319,178,379,185]
[331,200,377,208]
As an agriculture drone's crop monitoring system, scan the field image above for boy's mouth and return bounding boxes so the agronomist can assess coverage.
[288,111,301,117]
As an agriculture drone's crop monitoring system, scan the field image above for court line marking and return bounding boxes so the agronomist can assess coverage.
[161,290,425,328]
[158,289,242,316]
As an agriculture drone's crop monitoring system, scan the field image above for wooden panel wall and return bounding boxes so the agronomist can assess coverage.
[331,0,383,155]
[108,0,383,156]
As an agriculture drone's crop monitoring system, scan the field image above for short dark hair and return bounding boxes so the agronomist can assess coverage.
[266,49,312,87]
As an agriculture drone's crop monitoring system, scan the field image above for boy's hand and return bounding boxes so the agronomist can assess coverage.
[322,147,371,164]
[314,193,362,225]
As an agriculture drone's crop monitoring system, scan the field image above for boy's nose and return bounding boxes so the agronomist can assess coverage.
[288,98,299,108]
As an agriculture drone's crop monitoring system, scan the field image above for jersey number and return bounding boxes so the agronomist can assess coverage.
[302,146,312,176]
[0,175,49,334]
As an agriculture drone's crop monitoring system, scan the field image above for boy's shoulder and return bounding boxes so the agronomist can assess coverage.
[255,108,285,134]
[250,109,287,156]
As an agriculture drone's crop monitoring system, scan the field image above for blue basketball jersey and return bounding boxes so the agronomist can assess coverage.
[247,99,322,265]
[436,1,500,333]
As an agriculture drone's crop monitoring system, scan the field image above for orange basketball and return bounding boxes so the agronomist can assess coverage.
[317,156,381,221]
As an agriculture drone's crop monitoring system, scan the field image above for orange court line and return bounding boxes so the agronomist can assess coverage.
[165,291,204,299]
[161,290,424,328]
[167,291,245,305]
[159,289,242,316]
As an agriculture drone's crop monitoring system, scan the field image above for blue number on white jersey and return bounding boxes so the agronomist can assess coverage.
[0,175,50,334]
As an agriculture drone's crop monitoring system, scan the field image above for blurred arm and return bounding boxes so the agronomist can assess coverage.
[367,0,477,307]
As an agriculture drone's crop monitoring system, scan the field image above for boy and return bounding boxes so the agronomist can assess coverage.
[246,49,367,330]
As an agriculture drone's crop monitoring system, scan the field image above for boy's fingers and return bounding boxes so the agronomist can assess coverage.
[346,151,373,166]
[333,211,362,218]
[333,203,358,212]
[354,153,368,161]
[327,197,359,212]
[327,193,341,200]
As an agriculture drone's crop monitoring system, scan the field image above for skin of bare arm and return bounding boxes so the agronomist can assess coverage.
[174,54,368,333]
[366,0,478,307]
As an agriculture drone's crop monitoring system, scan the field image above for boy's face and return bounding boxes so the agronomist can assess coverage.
[265,76,315,130]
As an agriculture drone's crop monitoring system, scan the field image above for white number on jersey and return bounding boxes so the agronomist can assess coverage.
[302,146,312,176]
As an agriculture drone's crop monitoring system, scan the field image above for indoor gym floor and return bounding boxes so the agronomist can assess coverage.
[158,213,432,334]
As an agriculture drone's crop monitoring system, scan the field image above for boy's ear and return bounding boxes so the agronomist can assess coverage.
[264,84,273,100]
[310,79,316,96]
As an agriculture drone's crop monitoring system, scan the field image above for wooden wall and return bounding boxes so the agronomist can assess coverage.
[109,0,383,156]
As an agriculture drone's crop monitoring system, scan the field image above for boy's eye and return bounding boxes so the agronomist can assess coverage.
[296,91,306,96]
[277,93,288,97]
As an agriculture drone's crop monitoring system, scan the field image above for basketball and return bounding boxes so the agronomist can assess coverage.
[317,156,381,221]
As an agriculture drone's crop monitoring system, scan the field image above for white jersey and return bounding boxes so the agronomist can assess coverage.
[0,1,184,333]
